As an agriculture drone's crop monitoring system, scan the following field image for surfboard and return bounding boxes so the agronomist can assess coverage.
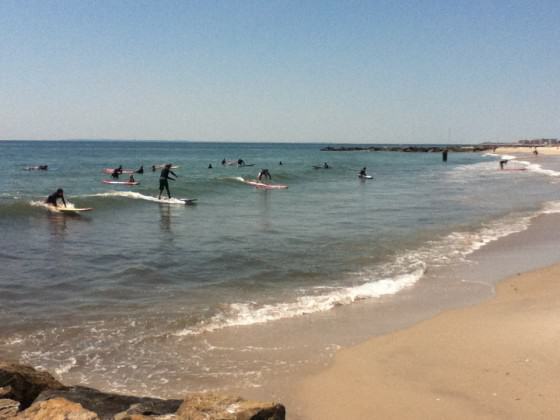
[153,165,179,169]
[500,168,527,171]
[103,168,134,174]
[102,180,140,185]
[155,197,197,205]
[358,175,373,179]
[243,180,288,190]
[58,207,94,213]
[312,165,330,169]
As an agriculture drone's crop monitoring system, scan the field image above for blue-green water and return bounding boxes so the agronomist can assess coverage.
[2,140,560,396]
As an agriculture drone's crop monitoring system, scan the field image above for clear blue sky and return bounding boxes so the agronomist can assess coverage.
[1,0,559,143]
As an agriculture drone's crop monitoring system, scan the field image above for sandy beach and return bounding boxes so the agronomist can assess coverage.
[495,145,560,155]
[293,263,560,419]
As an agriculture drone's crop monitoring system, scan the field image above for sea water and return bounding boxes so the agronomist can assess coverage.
[1,140,560,397]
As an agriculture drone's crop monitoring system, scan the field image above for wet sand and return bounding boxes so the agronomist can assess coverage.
[293,263,560,419]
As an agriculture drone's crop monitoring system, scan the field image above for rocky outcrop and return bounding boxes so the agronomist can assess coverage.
[0,362,65,409]
[0,398,20,418]
[14,397,98,419]
[35,387,182,420]
[320,145,495,153]
[0,363,286,420]
[176,393,285,420]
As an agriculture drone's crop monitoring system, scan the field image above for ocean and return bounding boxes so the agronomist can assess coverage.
[2,140,560,399]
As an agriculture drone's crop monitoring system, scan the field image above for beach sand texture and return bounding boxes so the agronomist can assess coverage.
[295,264,560,420]
[496,146,560,155]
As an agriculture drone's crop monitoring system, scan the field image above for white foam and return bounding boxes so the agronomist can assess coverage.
[30,200,78,212]
[516,160,560,178]
[91,191,188,204]
[175,268,424,336]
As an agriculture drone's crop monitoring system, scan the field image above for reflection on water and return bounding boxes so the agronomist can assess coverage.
[159,204,173,233]
[258,191,271,230]
[47,212,67,239]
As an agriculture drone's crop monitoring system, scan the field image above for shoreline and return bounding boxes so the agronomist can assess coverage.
[292,261,560,419]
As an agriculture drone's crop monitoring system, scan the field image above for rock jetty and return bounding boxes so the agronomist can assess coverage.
[0,361,285,420]
[320,145,495,153]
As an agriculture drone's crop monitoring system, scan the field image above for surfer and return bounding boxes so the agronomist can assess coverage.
[111,168,120,179]
[208,163,213,169]
[323,162,329,169]
[158,164,178,199]
[45,188,67,208]
[359,167,368,177]
[238,159,245,166]
[257,169,271,181]
[442,149,448,162]
[129,174,135,183]
[221,158,226,166]
[151,165,156,172]
[279,161,283,166]
[136,165,144,174]
[499,159,508,170]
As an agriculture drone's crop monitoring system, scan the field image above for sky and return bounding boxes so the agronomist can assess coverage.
[1,0,559,143]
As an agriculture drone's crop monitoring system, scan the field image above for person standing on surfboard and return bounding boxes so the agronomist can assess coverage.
[45,188,67,208]
[257,169,271,181]
[158,164,178,199]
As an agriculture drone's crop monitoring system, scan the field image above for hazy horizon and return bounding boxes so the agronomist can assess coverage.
[2,1,559,143]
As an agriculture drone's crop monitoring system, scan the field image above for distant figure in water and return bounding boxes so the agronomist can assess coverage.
[159,164,178,199]
[152,165,156,172]
[45,188,66,208]
[499,159,508,170]
[129,174,135,183]
[208,163,213,169]
[359,167,368,177]
[442,149,448,162]
[111,168,121,179]
[135,165,144,174]
[237,159,245,166]
[279,161,283,166]
[221,158,226,166]
[257,169,271,181]
[323,162,329,169]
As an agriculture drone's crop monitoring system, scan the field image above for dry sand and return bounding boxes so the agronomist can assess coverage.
[294,264,560,419]
[495,146,560,155]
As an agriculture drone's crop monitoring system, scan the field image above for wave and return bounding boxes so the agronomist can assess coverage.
[175,269,424,336]
[516,160,560,178]
[88,191,190,204]
[174,200,560,336]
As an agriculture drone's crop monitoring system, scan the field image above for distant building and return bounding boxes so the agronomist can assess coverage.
[518,138,558,145]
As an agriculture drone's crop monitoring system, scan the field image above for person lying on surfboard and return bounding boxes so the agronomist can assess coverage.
[45,188,67,208]
[129,174,135,183]
[158,164,178,199]
[257,169,272,181]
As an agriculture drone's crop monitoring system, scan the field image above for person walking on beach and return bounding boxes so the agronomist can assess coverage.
[158,164,178,199]
[45,188,67,208]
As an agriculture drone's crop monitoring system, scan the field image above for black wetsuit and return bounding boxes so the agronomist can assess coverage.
[46,192,66,207]
[159,167,177,198]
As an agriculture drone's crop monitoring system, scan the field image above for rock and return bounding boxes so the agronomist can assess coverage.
[0,398,20,418]
[15,397,98,419]
[0,362,65,409]
[176,393,285,420]
[114,401,181,419]
[36,387,182,420]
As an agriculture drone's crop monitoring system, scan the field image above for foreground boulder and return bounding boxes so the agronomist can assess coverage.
[176,393,285,420]
[0,398,20,418]
[0,362,65,409]
[35,387,182,420]
[15,397,98,419]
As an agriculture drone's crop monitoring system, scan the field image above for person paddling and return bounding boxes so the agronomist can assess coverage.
[45,188,67,208]
[158,164,178,199]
